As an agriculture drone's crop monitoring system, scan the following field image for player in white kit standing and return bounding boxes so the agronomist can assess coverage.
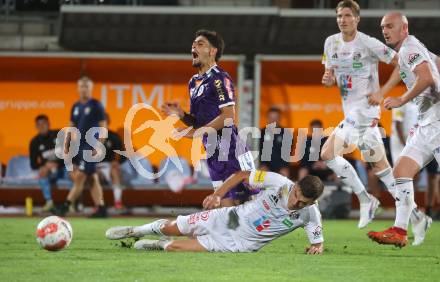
[368,12,440,247]
[105,170,324,254]
[321,0,400,229]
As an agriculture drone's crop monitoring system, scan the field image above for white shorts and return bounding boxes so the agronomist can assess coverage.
[334,118,384,152]
[400,121,440,168]
[176,207,240,252]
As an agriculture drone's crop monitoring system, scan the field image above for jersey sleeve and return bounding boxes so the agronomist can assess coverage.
[248,170,289,190]
[322,37,331,68]
[29,138,40,170]
[364,35,396,64]
[212,75,235,109]
[401,43,429,72]
[303,204,324,244]
[429,51,438,62]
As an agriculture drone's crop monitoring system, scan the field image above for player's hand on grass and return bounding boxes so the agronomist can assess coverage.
[367,91,383,106]
[305,243,323,255]
[161,102,184,118]
[383,97,404,110]
[322,68,335,87]
[203,194,221,210]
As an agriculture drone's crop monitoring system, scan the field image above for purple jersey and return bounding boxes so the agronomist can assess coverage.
[189,65,256,200]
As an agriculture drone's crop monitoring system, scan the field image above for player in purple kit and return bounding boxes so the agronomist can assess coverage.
[162,30,255,207]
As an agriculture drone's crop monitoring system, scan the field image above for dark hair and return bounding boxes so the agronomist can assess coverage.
[310,119,323,127]
[35,114,49,123]
[195,29,225,62]
[336,0,360,17]
[298,175,324,200]
[268,107,282,114]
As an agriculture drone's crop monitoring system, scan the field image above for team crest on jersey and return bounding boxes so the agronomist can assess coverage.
[84,107,91,115]
[352,52,363,69]
[408,53,421,66]
[253,215,271,232]
[289,211,300,220]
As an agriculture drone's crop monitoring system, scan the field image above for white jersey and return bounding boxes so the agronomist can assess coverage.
[228,170,323,252]
[398,35,440,126]
[322,31,396,126]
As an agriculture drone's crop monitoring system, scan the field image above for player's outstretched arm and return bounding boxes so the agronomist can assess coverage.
[384,61,436,109]
[203,170,251,209]
[161,102,196,127]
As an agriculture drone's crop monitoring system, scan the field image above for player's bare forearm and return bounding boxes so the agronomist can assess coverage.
[203,106,235,131]
[203,171,250,209]
[98,120,107,143]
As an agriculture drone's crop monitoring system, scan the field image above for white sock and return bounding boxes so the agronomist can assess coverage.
[112,185,122,203]
[159,239,173,250]
[394,178,416,230]
[375,167,396,196]
[134,219,167,236]
[326,157,370,204]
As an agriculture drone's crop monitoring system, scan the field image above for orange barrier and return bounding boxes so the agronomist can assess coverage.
[259,59,406,160]
[0,56,239,167]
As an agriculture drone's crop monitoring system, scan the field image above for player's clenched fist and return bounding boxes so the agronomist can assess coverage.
[203,194,221,210]
[322,68,336,87]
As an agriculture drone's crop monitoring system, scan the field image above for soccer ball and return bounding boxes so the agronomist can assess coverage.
[36,216,73,251]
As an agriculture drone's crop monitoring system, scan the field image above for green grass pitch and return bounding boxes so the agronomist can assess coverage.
[0,217,439,282]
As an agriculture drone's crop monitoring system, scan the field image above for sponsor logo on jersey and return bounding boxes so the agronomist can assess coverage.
[253,215,271,232]
[282,218,294,228]
[214,79,226,101]
[331,53,338,59]
[312,226,322,239]
[408,53,421,66]
[352,62,363,69]
[253,170,266,184]
[399,71,407,80]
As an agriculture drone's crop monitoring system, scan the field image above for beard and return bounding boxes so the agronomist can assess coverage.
[192,60,202,68]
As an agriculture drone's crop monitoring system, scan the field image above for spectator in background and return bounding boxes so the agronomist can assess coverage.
[298,119,335,182]
[97,113,127,213]
[259,107,290,177]
[29,115,64,212]
[58,76,108,218]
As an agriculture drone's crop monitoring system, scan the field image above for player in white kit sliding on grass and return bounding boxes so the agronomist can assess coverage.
[105,170,324,254]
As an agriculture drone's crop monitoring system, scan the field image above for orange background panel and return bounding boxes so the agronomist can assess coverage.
[0,57,239,167]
